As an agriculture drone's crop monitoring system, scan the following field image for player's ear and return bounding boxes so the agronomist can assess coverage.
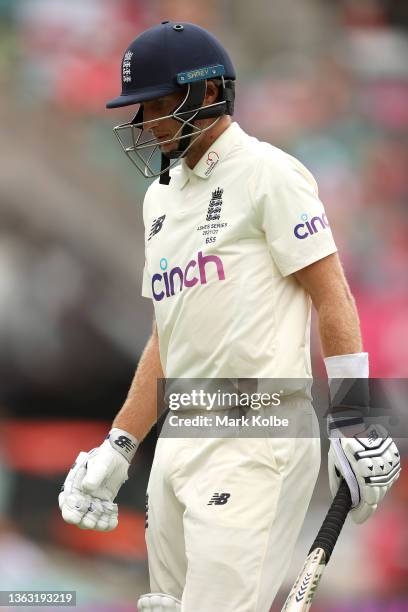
[204,80,220,106]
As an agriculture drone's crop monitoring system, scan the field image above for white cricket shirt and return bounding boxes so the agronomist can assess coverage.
[142,122,337,379]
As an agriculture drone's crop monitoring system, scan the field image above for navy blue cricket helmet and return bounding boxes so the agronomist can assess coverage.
[106,21,236,184]
[106,20,236,108]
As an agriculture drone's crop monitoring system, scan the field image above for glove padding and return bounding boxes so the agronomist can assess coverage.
[329,422,401,523]
[59,429,137,531]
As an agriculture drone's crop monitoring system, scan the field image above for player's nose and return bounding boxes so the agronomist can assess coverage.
[142,109,160,132]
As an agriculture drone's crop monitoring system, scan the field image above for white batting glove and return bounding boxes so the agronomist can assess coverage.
[328,415,401,523]
[138,593,181,611]
[59,451,118,531]
[59,428,138,531]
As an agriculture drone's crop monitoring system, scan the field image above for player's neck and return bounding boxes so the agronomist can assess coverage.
[185,116,232,169]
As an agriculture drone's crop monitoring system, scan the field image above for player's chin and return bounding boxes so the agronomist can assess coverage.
[157,139,178,154]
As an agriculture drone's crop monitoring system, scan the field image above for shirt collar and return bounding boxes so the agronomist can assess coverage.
[178,122,244,189]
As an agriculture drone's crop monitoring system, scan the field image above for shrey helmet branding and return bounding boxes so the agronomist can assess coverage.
[294,213,330,240]
[152,251,225,301]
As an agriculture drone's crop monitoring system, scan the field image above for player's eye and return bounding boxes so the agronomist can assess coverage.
[151,100,167,111]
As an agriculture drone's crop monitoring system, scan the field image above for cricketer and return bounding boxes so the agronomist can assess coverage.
[59,22,401,612]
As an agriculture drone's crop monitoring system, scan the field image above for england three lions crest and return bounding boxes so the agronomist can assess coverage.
[206,187,223,221]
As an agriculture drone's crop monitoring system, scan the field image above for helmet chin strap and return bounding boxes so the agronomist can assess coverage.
[159,153,172,185]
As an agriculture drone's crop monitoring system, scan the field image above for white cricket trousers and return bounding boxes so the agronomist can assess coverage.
[145,405,321,611]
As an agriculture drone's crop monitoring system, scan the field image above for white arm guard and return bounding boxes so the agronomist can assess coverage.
[138,593,181,611]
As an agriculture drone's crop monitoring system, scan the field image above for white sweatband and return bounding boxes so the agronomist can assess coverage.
[324,352,369,379]
[324,353,369,418]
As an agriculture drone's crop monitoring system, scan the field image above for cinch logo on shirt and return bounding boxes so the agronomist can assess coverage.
[294,213,329,240]
[152,251,226,301]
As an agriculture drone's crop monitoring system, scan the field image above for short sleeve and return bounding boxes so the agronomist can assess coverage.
[253,152,337,276]
[141,188,153,299]
[141,261,152,298]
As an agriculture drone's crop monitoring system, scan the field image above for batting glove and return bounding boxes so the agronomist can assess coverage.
[138,593,181,611]
[59,428,138,531]
[328,413,401,523]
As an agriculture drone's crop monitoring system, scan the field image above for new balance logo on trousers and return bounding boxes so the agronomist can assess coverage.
[207,492,231,505]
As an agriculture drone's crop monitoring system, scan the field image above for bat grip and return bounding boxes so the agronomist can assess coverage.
[308,480,352,563]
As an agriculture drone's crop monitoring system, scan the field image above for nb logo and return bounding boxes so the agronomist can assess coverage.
[149,215,166,240]
[114,435,137,453]
[208,492,231,505]
[368,429,379,444]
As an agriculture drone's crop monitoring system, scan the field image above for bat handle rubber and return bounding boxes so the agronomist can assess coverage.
[308,479,352,563]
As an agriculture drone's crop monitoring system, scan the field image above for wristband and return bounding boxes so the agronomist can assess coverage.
[324,352,369,380]
[324,353,370,421]
[107,428,139,462]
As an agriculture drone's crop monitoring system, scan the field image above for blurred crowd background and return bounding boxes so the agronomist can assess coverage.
[0,0,407,610]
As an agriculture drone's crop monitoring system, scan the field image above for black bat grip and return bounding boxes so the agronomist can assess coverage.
[308,480,352,563]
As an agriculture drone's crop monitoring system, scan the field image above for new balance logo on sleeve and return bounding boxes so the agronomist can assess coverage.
[148,215,166,240]
[208,492,231,505]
